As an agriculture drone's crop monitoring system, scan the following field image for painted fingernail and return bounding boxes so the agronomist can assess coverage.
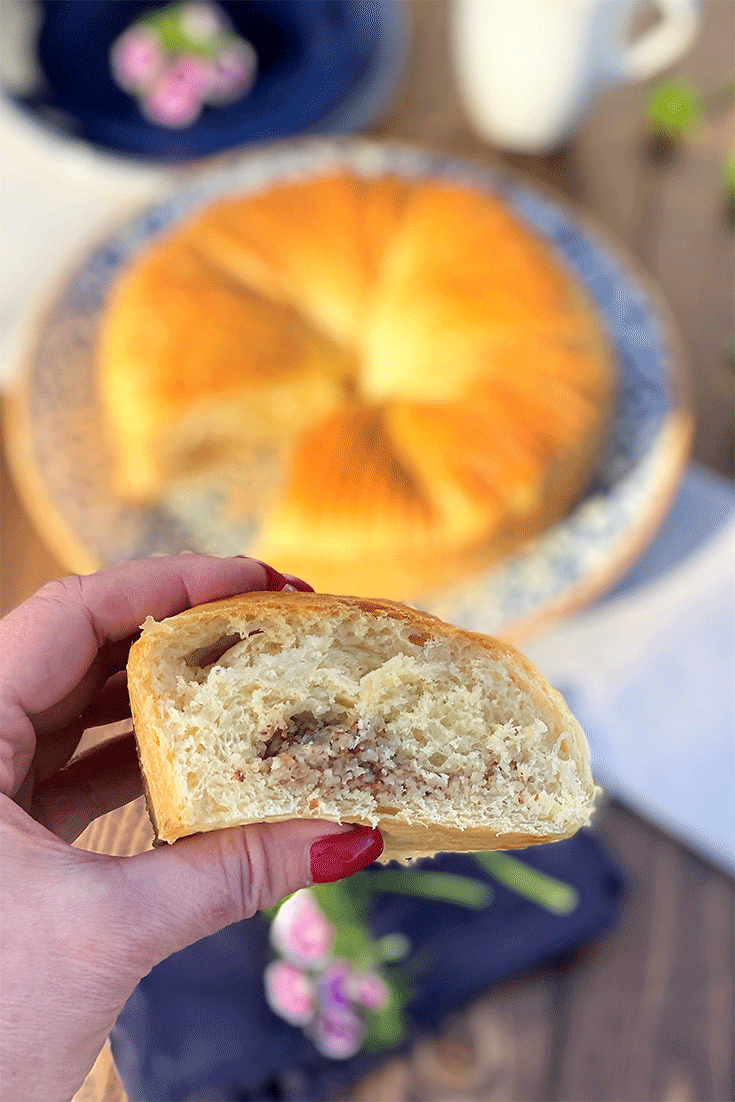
[249,559,288,591]
[235,558,313,593]
[282,574,314,592]
[310,827,384,883]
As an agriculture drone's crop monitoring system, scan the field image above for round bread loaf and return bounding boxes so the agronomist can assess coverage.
[99,172,614,600]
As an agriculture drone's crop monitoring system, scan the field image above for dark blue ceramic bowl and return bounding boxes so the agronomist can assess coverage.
[9,0,405,162]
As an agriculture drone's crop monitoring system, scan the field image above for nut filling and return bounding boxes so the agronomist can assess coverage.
[239,710,499,806]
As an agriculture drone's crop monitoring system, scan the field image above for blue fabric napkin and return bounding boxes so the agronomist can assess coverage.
[111,832,624,1101]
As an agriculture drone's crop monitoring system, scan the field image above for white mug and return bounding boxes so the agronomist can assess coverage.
[451,0,701,153]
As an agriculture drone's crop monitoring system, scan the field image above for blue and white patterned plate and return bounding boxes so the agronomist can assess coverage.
[9,140,691,639]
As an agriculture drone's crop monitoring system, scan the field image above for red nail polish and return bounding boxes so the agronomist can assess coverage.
[282,574,315,593]
[310,827,383,883]
[251,560,288,591]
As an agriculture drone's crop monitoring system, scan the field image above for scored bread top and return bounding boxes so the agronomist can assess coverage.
[99,172,614,601]
[128,592,595,857]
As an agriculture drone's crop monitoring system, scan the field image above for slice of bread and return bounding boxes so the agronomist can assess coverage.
[128,593,595,859]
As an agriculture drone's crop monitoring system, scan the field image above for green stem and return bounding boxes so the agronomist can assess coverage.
[367,870,492,910]
[472,852,579,916]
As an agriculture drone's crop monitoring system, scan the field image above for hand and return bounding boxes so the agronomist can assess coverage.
[0,555,382,1102]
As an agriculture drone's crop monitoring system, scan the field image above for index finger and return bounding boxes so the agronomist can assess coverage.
[0,555,272,721]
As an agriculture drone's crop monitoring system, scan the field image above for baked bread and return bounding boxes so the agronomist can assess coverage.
[99,171,614,600]
[128,592,595,860]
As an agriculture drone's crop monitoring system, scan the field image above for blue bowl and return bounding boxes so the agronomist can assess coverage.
[10,1,404,161]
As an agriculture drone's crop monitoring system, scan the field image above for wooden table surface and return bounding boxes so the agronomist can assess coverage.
[2,3,733,1100]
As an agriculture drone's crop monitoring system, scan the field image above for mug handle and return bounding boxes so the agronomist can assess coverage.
[617,0,700,80]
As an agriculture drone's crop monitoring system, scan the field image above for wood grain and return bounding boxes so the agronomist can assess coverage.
[0,437,63,615]
[550,804,735,1102]
[571,0,735,478]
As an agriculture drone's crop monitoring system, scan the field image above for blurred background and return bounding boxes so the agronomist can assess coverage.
[0,2,733,1101]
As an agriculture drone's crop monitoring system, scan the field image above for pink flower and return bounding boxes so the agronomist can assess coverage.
[143,68,202,128]
[142,54,215,127]
[111,26,164,91]
[264,961,315,1026]
[316,960,353,1009]
[270,889,335,970]
[346,969,391,1011]
[167,54,213,96]
[206,41,257,103]
[311,1006,366,1060]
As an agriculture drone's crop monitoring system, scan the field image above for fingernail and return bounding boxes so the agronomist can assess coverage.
[235,558,314,593]
[310,826,383,883]
[249,559,288,591]
[282,574,314,593]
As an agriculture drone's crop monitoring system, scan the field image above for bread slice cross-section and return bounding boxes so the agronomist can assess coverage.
[128,592,595,860]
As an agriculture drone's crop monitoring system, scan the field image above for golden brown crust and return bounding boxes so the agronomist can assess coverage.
[189,174,375,345]
[128,631,188,843]
[375,822,580,862]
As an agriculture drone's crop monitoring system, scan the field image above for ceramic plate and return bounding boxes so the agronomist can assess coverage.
[6,139,691,640]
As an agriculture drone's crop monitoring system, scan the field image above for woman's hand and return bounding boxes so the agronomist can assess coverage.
[0,555,382,1102]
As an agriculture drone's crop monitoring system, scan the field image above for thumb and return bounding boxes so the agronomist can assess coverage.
[110,820,383,973]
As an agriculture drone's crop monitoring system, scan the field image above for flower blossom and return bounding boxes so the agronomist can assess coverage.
[311,1005,366,1060]
[270,889,335,970]
[111,26,163,91]
[143,57,211,128]
[266,890,397,1060]
[316,960,353,1009]
[264,961,315,1026]
[207,40,257,103]
[110,1,256,129]
[346,968,391,1011]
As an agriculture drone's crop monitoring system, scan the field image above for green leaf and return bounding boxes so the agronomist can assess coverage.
[472,852,580,916]
[647,79,701,139]
[141,2,221,57]
[363,989,409,1049]
[311,882,380,969]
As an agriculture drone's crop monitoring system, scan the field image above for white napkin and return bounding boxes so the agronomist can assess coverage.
[523,465,735,874]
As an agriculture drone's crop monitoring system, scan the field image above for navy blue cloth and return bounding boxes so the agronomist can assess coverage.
[9,1,402,162]
[111,831,624,1101]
